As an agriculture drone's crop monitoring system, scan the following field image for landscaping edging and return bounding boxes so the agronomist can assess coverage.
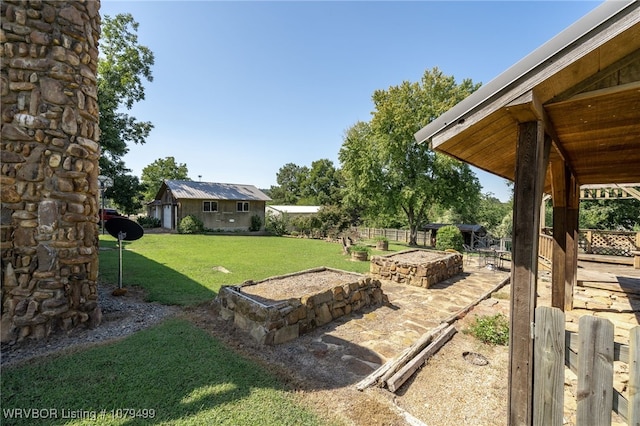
[216,267,388,345]
[370,249,463,288]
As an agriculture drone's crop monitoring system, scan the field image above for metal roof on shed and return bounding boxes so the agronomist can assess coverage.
[162,180,271,201]
[266,205,321,214]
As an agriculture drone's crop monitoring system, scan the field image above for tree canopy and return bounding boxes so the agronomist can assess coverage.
[98,13,154,210]
[339,68,482,245]
[141,157,190,201]
[268,160,343,206]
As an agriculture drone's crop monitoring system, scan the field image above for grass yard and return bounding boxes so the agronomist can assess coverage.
[98,234,404,305]
[1,319,324,425]
[2,234,408,426]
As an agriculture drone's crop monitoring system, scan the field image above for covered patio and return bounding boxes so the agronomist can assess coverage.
[414,1,639,424]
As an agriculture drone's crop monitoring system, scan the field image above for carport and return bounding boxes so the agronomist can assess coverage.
[414,1,640,424]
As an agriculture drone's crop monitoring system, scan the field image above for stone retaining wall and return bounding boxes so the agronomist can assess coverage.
[370,250,463,288]
[217,269,387,345]
[1,0,102,343]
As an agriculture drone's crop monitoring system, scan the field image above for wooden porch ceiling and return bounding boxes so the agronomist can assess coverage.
[416,2,640,194]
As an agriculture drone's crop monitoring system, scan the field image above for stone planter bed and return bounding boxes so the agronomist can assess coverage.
[370,249,463,288]
[216,267,387,345]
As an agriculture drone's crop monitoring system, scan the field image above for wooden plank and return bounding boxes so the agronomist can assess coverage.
[509,120,549,425]
[386,325,456,392]
[533,306,565,426]
[441,275,510,324]
[378,323,449,385]
[613,390,629,424]
[576,316,614,426]
[629,326,639,426]
[565,331,579,373]
[355,345,413,391]
[355,323,448,391]
[578,280,640,296]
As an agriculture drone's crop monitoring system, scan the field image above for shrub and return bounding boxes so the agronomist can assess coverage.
[349,244,370,254]
[374,236,389,242]
[178,215,204,234]
[466,313,509,346]
[291,215,318,238]
[265,212,288,236]
[435,225,464,252]
[249,214,262,232]
[136,216,161,228]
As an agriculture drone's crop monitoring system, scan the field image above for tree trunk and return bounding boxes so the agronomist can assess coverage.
[409,225,418,246]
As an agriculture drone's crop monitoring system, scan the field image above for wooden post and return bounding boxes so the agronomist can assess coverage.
[509,121,550,425]
[565,175,579,311]
[550,161,567,310]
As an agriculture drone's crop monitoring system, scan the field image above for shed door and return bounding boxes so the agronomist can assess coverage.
[163,205,172,229]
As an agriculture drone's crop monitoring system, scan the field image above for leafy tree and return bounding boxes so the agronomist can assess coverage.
[579,199,640,231]
[105,174,147,215]
[98,13,154,203]
[315,205,352,239]
[268,163,309,204]
[475,193,512,236]
[340,68,482,245]
[141,157,189,200]
[269,161,344,206]
[300,159,344,205]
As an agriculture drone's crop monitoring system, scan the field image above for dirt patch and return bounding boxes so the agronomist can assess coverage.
[239,268,363,302]
[385,249,448,263]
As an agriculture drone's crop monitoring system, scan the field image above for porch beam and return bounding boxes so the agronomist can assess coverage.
[509,120,550,425]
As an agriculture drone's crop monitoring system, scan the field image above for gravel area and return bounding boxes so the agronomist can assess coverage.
[0,285,179,367]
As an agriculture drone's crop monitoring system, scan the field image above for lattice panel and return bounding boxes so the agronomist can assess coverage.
[580,231,636,257]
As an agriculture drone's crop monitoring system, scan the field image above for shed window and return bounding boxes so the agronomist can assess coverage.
[237,202,249,212]
[203,201,218,212]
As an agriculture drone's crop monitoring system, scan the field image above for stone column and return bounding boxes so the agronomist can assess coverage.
[1,0,102,343]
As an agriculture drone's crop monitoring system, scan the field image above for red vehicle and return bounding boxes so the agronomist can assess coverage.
[99,208,122,225]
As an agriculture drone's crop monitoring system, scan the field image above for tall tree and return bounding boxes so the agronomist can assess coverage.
[141,157,190,201]
[269,163,310,205]
[301,159,343,205]
[98,14,154,204]
[107,175,147,215]
[340,68,482,245]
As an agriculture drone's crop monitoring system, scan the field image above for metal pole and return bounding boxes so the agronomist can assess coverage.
[101,184,105,234]
[118,231,125,289]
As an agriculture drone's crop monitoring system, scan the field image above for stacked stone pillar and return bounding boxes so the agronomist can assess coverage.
[1,0,102,343]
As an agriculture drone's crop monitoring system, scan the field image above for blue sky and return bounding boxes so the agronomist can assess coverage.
[100,0,603,202]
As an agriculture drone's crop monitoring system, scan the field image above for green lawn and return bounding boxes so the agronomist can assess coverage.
[2,234,407,426]
[98,234,404,305]
[1,319,323,426]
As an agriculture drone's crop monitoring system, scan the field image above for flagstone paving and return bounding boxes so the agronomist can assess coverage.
[270,260,511,387]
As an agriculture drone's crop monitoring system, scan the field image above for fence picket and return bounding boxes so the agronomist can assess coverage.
[533,306,565,426]
[630,326,639,426]
[576,316,615,426]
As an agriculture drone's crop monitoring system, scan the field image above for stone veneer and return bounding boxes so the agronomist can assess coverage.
[1,0,102,343]
[217,268,387,345]
[370,250,463,288]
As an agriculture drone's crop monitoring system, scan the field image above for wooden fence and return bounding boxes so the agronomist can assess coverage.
[534,306,639,425]
[352,227,434,246]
